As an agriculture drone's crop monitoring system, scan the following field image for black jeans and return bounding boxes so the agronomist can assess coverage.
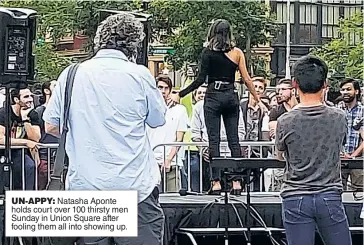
[204,84,241,180]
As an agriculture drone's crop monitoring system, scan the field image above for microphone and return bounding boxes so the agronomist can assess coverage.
[179,189,202,196]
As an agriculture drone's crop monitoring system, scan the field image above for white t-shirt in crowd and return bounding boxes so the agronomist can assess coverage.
[148,104,189,167]
[0,89,5,108]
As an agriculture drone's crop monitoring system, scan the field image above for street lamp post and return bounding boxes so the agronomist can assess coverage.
[285,0,291,79]
[142,0,149,11]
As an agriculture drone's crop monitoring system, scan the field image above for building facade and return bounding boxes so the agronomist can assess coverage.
[269,0,362,85]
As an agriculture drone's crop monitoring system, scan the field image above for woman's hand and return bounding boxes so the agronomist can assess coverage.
[169,93,180,104]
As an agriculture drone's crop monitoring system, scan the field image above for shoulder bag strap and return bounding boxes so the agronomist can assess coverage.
[51,63,80,179]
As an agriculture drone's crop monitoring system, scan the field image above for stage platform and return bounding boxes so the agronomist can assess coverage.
[160,192,363,245]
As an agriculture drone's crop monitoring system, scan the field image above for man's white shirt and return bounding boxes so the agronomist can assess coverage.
[43,49,167,203]
[148,104,189,167]
[0,89,5,108]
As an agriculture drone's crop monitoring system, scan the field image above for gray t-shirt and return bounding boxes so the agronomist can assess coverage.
[276,104,347,198]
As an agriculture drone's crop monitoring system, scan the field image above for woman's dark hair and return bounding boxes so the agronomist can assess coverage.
[205,19,235,52]
[10,88,20,105]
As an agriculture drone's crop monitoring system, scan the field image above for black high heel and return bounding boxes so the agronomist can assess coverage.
[230,180,242,195]
[208,181,222,195]
[230,188,242,196]
[208,189,222,195]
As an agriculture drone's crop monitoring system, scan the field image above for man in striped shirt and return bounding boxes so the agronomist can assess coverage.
[338,78,363,191]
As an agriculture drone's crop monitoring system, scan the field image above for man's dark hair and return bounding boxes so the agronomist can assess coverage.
[39,81,51,105]
[10,88,20,105]
[293,55,328,93]
[278,78,293,86]
[252,77,268,88]
[156,75,173,90]
[339,78,361,100]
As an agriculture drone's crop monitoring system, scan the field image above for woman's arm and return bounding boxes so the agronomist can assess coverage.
[179,49,209,98]
[237,48,261,103]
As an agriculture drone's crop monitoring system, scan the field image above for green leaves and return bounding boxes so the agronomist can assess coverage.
[2,0,78,43]
[1,0,279,80]
[2,0,77,81]
[147,1,278,71]
[312,11,363,90]
[34,44,73,82]
[1,0,140,82]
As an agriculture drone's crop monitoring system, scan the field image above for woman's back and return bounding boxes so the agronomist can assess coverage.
[205,49,238,83]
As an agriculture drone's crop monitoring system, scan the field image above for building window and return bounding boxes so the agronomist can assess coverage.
[299,2,318,44]
[272,0,362,45]
[344,5,362,45]
[276,0,295,24]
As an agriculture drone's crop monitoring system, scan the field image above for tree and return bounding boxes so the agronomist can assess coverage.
[147,0,278,74]
[74,0,141,52]
[1,0,77,44]
[0,0,141,81]
[1,0,77,81]
[312,11,363,90]
[34,44,73,82]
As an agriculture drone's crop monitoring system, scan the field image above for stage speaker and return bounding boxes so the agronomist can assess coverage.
[0,7,37,86]
[98,10,152,67]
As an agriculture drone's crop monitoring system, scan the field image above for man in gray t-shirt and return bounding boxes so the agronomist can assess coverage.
[276,104,347,198]
[276,55,352,245]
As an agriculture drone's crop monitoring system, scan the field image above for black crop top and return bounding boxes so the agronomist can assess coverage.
[179,48,238,98]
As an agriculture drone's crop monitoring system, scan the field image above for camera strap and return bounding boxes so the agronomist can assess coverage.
[47,63,80,190]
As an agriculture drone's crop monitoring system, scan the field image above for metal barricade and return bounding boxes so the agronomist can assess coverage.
[1,141,277,193]
[152,141,276,193]
[0,143,58,192]
[3,142,362,194]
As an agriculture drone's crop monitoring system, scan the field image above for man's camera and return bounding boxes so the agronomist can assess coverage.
[0,7,37,87]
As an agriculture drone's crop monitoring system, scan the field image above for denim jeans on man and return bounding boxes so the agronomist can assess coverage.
[181,151,210,192]
[12,150,35,190]
[282,191,352,245]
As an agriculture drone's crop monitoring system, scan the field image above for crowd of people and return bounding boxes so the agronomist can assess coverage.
[150,74,363,194]
[0,10,361,245]
[0,68,362,196]
[0,81,58,191]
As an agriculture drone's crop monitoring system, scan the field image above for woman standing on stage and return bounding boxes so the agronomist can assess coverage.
[171,19,266,194]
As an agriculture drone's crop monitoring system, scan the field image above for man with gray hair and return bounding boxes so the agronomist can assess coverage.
[44,13,166,245]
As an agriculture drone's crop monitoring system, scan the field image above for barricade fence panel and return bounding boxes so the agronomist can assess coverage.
[0,142,360,194]
[152,141,277,193]
[0,144,58,193]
